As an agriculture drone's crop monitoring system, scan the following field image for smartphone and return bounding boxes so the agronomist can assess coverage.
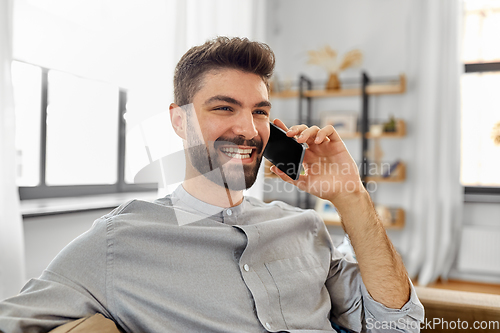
[263,122,306,181]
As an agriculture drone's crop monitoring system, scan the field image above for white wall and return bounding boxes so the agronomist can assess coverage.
[266,0,409,80]
[23,209,109,280]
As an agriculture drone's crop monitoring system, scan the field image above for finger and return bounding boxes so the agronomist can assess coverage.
[286,124,308,137]
[325,125,343,143]
[270,165,309,191]
[270,165,294,183]
[296,125,321,144]
[272,118,289,132]
[314,125,335,144]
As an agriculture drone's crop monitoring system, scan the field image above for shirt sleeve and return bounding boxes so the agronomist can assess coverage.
[326,247,424,333]
[0,217,112,333]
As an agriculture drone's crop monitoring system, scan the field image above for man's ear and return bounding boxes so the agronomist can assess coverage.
[169,103,187,140]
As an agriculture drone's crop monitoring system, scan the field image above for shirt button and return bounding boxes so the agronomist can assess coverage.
[243,264,250,272]
[226,209,232,216]
[265,322,271,330]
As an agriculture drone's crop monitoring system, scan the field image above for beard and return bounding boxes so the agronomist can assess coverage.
[186,130,264,191]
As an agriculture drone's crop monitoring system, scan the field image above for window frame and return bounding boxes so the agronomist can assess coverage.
[462,61,500,198]
[16,61,157,200]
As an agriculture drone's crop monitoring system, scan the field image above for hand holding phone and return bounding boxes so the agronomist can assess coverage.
[263,122,306,181]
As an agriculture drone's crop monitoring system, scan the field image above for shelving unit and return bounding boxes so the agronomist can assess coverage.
[267,72,407,227]
[294,72,407,184]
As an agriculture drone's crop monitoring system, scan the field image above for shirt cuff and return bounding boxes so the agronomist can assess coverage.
[361,278,425,332]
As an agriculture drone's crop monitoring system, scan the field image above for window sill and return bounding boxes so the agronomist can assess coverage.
[21,191,158,218]
[464,193,500,204]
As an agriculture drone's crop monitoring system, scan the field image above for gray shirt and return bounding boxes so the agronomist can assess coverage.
[0,186,424,332]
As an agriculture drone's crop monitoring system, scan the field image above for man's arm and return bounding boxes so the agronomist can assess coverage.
[0,217,111,333]
[334,191,410,308]
[270,118,410,309]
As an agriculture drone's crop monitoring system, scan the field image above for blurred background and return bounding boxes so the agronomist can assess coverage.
[1,0,500,299]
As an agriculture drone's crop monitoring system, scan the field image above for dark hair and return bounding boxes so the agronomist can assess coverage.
[173,36,275,106]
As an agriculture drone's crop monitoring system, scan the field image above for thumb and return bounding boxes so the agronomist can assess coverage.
[270,165,309,192]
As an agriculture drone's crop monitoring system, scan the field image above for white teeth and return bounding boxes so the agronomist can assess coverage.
[226,153,251,159]
[220,147,252,159]
[220,147,253,157]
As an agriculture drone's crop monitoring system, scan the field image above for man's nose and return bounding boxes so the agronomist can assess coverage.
[232,112,258,139]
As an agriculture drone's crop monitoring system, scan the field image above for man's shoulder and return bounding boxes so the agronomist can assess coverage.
[242,196,328,238]
[244,196,323,223]
[100,195,178,225]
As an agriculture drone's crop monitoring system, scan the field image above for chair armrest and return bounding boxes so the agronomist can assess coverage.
[415,286,500,332]
[48,313,121,333]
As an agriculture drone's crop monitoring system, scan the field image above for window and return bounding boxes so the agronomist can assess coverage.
[11,0,174,200]
[461,0,500,194]
[45,70,119,186]
[13,61,156,200]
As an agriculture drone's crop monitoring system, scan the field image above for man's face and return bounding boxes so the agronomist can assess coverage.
[185,69,271,191]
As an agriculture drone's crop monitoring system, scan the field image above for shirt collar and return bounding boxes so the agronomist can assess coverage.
[170,185,247,224]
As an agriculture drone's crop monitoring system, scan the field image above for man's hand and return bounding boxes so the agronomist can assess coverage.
[270,118,364,207]
[269,118,411,310]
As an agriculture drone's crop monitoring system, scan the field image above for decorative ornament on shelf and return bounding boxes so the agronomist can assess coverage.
[492,121,500,146]
[383,115,397,133]
[307,46,363,90]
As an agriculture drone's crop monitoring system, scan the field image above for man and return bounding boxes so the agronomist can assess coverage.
[0,37,423,332]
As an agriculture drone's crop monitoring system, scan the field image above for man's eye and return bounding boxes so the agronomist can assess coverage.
[215,106,232,111]
[253,110,269,116]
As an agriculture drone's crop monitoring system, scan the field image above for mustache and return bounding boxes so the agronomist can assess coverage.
[213,136,263,154]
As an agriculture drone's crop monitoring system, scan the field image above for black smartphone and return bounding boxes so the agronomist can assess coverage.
[263,122,306,181]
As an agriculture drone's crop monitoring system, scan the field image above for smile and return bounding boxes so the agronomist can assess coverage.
[220,147,253,159]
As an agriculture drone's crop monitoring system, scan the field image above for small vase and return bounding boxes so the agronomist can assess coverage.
[326,73,341,90]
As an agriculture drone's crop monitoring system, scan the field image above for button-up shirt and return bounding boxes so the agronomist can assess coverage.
[0,186,424,332]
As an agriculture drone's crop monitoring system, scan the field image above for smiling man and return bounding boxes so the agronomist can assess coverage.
[0,37,424,333]
[174,69,270,206]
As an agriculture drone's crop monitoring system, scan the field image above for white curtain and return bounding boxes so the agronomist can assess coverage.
[0,0,26,299]
[173,0,267,61]
[403,0,464,286]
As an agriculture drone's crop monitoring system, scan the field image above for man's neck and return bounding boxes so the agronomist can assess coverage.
[182,176,244,208]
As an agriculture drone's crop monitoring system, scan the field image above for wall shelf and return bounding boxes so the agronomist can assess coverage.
[341,119,406,139]
[269,90,299,98]
[365,162,406,183]
[270,74,406,99]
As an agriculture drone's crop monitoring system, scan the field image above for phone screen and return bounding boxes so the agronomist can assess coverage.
[263,122,306,181]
